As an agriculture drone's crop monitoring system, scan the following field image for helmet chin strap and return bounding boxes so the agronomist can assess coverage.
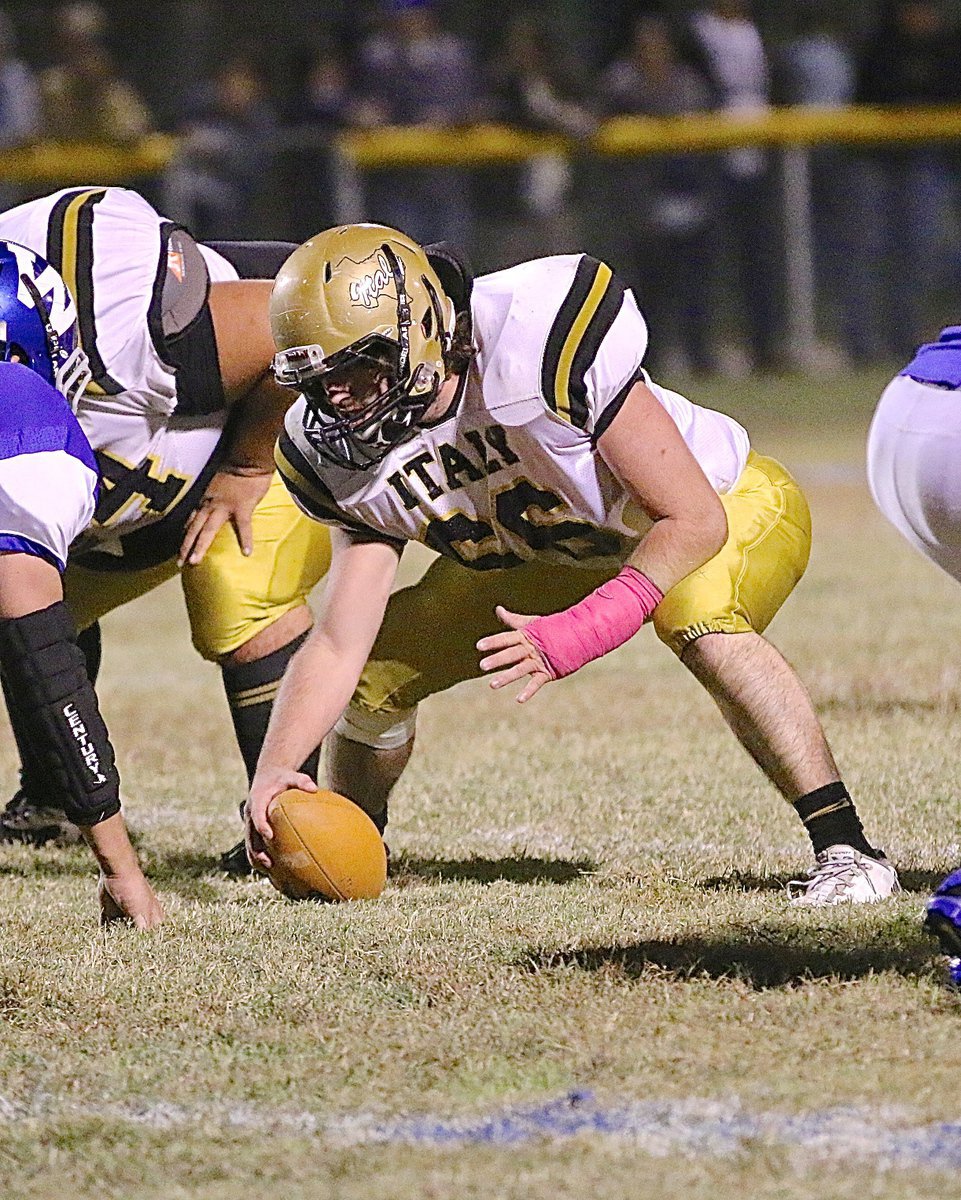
[19,273,61,366]
[19,272,90,409]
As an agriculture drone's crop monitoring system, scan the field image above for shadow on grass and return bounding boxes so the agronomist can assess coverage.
[391,854,596,887]
[145,848,253,902]
[0,842,234,895]
[699,867,953,896]
[0,848,90,878]
[154,848,232,878]
[521,927,938,989]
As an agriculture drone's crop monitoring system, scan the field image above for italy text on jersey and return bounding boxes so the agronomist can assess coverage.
[277,253,749,569]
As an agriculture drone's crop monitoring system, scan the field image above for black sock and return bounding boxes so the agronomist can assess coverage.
[221,630,320,790]
[793,782,880,859]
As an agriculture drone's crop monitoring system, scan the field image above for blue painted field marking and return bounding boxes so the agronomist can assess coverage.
[2,1091,961,1172]
[347,1092,961,1171]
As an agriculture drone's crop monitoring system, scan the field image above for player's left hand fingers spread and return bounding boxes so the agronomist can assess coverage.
[488,659,540,689]
[477,628,525,653]
[177,507,205,567]
[178,503,229,567]
[516,673,550,703]
[231,508,255,558]
[479,643,530,672]
[494,604,536,630]
[180,470,270,565]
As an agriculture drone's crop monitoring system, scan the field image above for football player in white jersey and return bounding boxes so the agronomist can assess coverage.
[0,187,332,864]
[245,223,899,907]
[0,240,162,927]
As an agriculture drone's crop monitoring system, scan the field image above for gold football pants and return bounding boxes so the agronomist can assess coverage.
[63,473,332,660]
[349,452,812,722]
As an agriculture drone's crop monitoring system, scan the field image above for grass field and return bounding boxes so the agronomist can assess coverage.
[3,368,961,1199]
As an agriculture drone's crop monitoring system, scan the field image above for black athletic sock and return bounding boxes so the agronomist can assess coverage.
[221,630,320,788]
[793,782,880,859]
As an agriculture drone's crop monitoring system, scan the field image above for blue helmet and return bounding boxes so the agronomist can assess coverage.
[0,240,91,409]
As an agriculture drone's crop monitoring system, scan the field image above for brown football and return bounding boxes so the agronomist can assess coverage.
[266,789,387,902]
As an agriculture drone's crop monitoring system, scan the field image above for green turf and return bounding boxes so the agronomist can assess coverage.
[1,370,960,1198]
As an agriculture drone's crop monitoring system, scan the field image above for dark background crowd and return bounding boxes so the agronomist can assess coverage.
[3,0,961,373]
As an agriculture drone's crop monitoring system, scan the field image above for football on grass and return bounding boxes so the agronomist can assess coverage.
[266,789,387,902]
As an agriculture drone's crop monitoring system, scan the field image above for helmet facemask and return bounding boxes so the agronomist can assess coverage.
[0,241,92,411]
[272,237,453,471]
[17,271,91,410]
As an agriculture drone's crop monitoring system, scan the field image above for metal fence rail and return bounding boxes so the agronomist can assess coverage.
[5,104,961,367]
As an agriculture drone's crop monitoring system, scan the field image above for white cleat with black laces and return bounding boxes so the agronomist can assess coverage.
[788,845,901,907]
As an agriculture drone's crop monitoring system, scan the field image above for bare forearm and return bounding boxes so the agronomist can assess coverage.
[81,812,142,877]
[221,379,290,471]
[625,509,727,595]
[256,634,366,774]
[254,533,400,786]
[598,381,730,594]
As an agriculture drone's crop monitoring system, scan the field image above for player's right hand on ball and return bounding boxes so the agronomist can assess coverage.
[245,768,317,871]
[98,870,165,930]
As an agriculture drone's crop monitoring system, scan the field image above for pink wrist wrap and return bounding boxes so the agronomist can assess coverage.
[524,565,664,680]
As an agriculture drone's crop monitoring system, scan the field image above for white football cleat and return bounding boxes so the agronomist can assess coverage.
[787,845,901,907]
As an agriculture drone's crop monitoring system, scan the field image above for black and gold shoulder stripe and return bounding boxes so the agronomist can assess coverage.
[540,255,627,429]
[46,188,123,396]
[275,431,402,545]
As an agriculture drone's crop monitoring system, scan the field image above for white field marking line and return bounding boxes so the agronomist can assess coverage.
[2,1093,961,1171]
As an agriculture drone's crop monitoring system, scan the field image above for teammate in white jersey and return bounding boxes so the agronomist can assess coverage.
[0,240,162,928]
[0,187,331,863]
[245,223,899,907]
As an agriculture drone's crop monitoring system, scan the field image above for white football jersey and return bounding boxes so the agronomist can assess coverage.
[277,254,750,571]
[0,186,237,562]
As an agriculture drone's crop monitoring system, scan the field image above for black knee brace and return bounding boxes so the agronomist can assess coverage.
[0,603,120,826]
[2,619,104,801]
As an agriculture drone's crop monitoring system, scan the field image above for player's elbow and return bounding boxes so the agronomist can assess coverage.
[699,495,729,564]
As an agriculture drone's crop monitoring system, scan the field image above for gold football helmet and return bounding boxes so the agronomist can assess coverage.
[270,223,456,469]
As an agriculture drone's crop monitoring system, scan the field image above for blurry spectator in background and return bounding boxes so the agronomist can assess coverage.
[164,54,276,240]
[0,11,40,210]
[40,2,152,143]
[851,0,961,360]
[359,0,480,247]
[0,12,39,148]
[281,39,360,240]
[486,10,597,262]
[778,5,854,107]
[602,12,716,375]
[685,0,783,372]
[777,4,859,366]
